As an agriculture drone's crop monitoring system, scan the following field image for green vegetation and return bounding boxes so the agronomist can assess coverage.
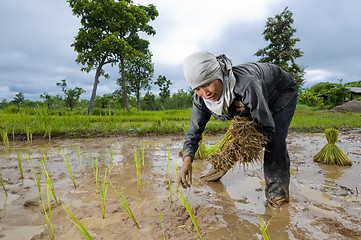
[258,215,271,240]
[0,106,360,144]
[314,129,352,166]
[62,203,94,240]
[0,172,7,196]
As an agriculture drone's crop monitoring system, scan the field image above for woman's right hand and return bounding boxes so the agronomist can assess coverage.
[177,156,192,189]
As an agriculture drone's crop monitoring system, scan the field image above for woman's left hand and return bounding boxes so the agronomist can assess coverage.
[235,101,246,112]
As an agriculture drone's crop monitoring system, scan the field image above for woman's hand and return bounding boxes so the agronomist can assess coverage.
[177,156,192,188]
[235,101,246,112]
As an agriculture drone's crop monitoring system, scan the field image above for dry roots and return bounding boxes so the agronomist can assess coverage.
[207,116,264,171]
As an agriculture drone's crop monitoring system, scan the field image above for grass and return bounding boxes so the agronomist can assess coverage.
[0,107,360,140]
[110,181,140,229]
[175,186,202,240]
[41,184,55,240]
[0,172,7,196]
[62,203,94,240]
[133,147,141,193]
[258,215,271,240]
[61,152,76,189]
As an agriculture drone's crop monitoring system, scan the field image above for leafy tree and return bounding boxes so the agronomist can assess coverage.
[344,80,361,87]
[142,90,156,110]
[40,91,52,108]
[68,0,158,114]
[13,92,25,109]
[56,79,85,111]
[255,7,305,87]
[123,51,154,110]
[154,75,172,104]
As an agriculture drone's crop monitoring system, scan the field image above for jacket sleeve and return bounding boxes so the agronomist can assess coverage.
[242,80,275,141]
[183,99,211,161]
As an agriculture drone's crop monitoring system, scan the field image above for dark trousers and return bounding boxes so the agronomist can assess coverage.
[263,94,297,201]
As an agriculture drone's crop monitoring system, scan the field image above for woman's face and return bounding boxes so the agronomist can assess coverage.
[193,79,223,102]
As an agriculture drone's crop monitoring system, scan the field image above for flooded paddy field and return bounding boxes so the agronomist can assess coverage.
[0,129,360,240]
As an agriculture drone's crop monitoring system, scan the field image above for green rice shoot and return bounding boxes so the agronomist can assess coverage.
[314,128,352,166]
[258,215,271,240]
[109,181,140,229]
[41,183,55,240]
[1,130,10,147]
[40,154,59,213]
[61,152,76,188]
[141,141,145,166]
[133,147,141,192]
[101,169,108,219]
[166,146,173,202]
[62,203,94,240]
[175,186,202,240]
[159,211,166,240]
[75,145,83,174]
[92,157,99,193]
[0,172,7,196]
[17,152,24,179]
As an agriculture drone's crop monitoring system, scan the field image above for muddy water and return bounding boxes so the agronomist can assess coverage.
[0,130,360,240]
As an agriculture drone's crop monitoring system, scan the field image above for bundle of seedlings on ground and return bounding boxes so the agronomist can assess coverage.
[314,128,352,166]
[206,116,264,171]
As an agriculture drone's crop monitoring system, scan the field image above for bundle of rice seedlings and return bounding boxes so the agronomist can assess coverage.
[206,116,264,171]
[314,128,352,166]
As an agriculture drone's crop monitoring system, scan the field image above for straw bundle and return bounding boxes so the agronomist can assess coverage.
[314,129,352,166]
[206,116,264,171]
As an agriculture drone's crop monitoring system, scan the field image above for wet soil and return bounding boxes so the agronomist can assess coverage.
[0,129,360,240]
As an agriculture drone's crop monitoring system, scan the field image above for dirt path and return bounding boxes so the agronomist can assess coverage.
[0,130,360,239]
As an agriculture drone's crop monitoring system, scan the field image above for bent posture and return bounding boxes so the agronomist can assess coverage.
[177,51,298,206]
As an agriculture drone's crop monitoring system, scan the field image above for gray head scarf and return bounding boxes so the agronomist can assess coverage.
[183,51,236,116]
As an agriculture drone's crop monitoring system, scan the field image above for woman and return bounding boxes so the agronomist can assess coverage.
[177,51,298,206]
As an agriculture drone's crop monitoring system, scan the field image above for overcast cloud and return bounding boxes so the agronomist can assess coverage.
[1,0,360,101]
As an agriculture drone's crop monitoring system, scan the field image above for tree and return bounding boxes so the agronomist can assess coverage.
[154,75,172,105]
[40,91,52,108]
[142,90,156,110]
[255,7,305,87]
[13,92,25,109]
[56,79,85,111]
[123,51,154,110]
[68,0,158,114]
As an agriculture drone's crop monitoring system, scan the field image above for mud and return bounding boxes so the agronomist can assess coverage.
[0,129,360,240]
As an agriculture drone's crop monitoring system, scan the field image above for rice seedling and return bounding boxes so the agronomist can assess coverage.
[43,126,51,140]
[166,147,173,202]
[314,128,352,166]
[17,152,24,179]
[159,211,166,240]
[109,181,140,229]
[107,148,114,173]
[175,186,202,240]
[101,169,108,219]
[0,172,7,196]
[75,145,83,174]
[141,141,145,166]
[27,156,42,199]
[62,203,94,240]
[1,130,10,147]
[91,157,99,193]
[133,147,141,192]
[41,183,55,240]
[258,215,271,240]
[26,127,32,145]
[61,152,76,189]
[205,116,264,172]
[40,154,59,213]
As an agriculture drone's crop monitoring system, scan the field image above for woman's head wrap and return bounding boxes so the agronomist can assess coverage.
[183,51,236,115]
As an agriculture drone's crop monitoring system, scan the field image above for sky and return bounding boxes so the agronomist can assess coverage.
[1,0,361,101]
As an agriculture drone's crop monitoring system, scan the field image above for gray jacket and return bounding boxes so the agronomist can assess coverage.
[183,62,298,160]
